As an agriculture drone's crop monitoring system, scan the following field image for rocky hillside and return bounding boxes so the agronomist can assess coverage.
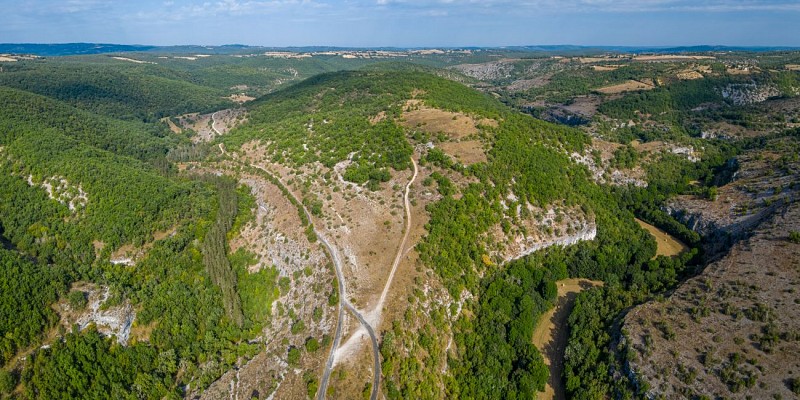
[623,199,800,399]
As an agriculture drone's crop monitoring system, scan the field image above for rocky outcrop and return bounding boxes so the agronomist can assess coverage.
[60,285,136,345]
[665,133,800,256]
[504,221,597,263]
[670,146,699,163]
[570,151,648,188]
[450,61,514,81]
[721,82,780,106]
[26,174,88,212]
[664,196,788,256]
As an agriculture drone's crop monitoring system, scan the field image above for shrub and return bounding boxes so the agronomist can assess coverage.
[291,319,306,335]
[305,337,320,352]
[287,347,301,366]
[68,290,88,310]
[790,377,800,395]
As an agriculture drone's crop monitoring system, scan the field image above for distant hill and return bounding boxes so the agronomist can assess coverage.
[4,43,800,57]
[508,44,800,54]
[0,43,156,56]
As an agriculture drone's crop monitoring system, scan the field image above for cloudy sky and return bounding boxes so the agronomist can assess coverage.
[1,0,798,47]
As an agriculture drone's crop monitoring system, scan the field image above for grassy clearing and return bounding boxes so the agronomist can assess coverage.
[636,218,689,257]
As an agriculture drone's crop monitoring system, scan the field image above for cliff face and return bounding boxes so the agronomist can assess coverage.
[665,134,800,256]
[622,200,800,400]
[664,198,785,256]
[505,222,597,263]
[619,129,800,399]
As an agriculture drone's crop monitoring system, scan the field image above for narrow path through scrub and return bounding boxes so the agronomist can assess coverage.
[532,278,603,400]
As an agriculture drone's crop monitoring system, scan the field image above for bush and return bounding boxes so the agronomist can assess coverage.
[305,373,319,398]
[790,377,800,395]
[68,290,88,310]
[287,347,301,366]
[291,319,306,335]
[789,230,800,244]
[305,337,320,353]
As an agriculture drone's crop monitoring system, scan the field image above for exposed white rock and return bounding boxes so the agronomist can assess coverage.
[609,170,648,187]
[671,146,700,162]
[26,175,88,211]
[571,151,648,187]
[505,221,597,263]
[109,257,135,266]
[74,287,136,345]
[721,82,780,106]
[450,61,514,80]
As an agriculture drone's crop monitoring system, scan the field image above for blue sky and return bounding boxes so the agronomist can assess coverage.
[1,0,798,47]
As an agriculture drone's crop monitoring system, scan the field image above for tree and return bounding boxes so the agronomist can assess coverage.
[305,337,320,352]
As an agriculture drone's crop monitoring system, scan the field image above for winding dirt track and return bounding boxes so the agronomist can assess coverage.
[316,231,380,400]
[218,136,418,400]
[211,110,224,135]
[239,160,379,400]
[377,157,418,308]
[319,156,417,399]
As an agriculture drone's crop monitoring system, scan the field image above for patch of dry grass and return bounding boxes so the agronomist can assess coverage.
[636,218,688,257]
[595,80,655,94]
[437,141,487,165]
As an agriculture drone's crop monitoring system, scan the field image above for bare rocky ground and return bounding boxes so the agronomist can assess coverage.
[623,200,800,399]
[449,60,515,81]
[239,141,407,313]
[179,161,337,400]
[667,136,800,255]
[175,108,248,143]
[238,142,408,363]
[53,283,136,345]
[325,321,377,400]
[622,134,800,399]
[206,140,413,398]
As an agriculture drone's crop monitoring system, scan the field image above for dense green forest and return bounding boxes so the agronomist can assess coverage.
[0,60,276,398]
[0,247,68,367]
[0,61,230,121]
[0,87,177,161]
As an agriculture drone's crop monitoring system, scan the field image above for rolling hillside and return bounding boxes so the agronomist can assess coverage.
[0,50,797,400]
